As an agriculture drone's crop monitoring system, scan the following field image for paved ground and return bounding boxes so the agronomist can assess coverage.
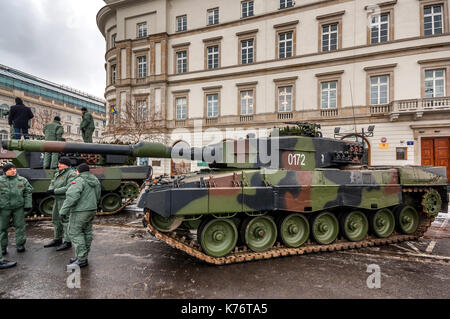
[0,207,449,299]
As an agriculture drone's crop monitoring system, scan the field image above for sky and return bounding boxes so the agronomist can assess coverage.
[0,0,107,99]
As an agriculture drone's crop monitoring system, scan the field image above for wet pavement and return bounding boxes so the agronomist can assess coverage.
[0,207,449,299]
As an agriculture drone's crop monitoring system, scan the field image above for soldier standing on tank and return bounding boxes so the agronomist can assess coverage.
[80,107,95,143]
[60,163,101,268]
[8,97,34,140]
[0,163,33,255]
[43,157,76,251]
[43,116,64,169]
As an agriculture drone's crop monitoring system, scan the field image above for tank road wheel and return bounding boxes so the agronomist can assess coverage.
[394,205,419,235]
[279,213,310,248]
[241,216,277,252]
[311,212,339,245]
[341,211,368,242]
[369,208,395,238]
[119,182,140,199]
[199,218,238,257]
[100,193,122,212]
[39,196,54,216]
[150,213,184,233]
[422,190,442,217]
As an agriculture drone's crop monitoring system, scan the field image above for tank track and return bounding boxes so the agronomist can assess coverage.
[143,187,437,265]
[25,181,145,222]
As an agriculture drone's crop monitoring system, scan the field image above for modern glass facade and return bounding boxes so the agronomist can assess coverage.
[0,65,105,114]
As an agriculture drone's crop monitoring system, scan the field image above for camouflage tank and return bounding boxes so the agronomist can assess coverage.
[1,139,152,220]
[4,124,447,264]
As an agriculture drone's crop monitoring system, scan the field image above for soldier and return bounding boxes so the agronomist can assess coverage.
[43,116,64,169]
[0,163,33,255]
[43,157,76,251]
[80,107,95,143]
[60,163,101,268]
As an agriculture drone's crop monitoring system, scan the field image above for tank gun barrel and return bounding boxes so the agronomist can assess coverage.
[1,140,174,159]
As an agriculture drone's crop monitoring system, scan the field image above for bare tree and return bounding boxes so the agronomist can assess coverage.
[104,101,167,144]
[29,108,55,137]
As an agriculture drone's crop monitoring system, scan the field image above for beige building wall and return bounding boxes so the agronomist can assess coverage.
[98,0,450,175]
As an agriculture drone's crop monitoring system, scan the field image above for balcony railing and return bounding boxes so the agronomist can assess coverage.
[320,108,338,117]
[393,97,450,113]
[205,117,218,125]
[277,112,293,120]
[240,115,254,122]
[370,104,391,114]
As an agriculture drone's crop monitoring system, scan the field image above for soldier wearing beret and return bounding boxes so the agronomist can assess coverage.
[44,157,76,251]
[60,163,101,268]
[0,163,33,257]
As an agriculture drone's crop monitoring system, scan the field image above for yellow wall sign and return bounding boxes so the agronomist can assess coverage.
[379,143,389,149]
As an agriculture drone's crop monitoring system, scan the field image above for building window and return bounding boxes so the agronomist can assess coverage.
[278,86,293,112]
[0,130,8,140]
[206,94,219,117]
[207,45,219,69]
[66,115,71,121]
[280,0,294,9]
[425,69,446,98]
[207,8,219,25]
[370,75,389,105]
[370,13,389,44]
[176,97,187,120]
[111,65,116,84]
[136,100,147,121]
[242,1,254,18]
[0,104,9,119]
[322,23,339,51]
[240,90,254,115]
[241,39,254,64]
[137,56,147,78]
[278,32,293,59]
[177,15,187,32]
[77,127,81,135]
[137,23,147,38]
[321,81,338,109]
[424,5,443,35]
[66,125,71,134]
[396,147,407,160]
[95,131,99,138]
[176,51,187,73]
[111,33,117,49]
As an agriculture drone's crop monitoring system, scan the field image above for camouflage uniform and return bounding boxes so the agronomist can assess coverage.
[80,111,95,143]
[60,171,101,262]
[48,168,77,242]
[0,174,33,251]
[43,120,64,169]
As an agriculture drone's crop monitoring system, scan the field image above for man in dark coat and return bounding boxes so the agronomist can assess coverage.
[8,97,34,140]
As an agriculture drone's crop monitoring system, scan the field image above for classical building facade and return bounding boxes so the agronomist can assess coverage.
[97,0,450,179]
[0,64,106,143]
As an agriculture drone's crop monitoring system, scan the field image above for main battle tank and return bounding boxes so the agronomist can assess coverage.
[4,124,447,264]
[1,139,152,219]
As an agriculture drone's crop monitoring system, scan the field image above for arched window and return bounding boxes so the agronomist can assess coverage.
[0,130,8,140]
[0,104,9,119]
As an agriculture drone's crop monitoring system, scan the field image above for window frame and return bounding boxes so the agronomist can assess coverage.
[207,7,220,26]
[176,50,188,74]
[136,54,148,78]
[420,1,449,36]
[241,0,254,18]
[111,64,117,85]
[137,22,148,39]
[424,69,446,98]
[237,82,257,116]
[274,21,298,60]
[364,64,396,106]
[203,37,222,70]
[316,11,344,53]
[176,15,187,32]
[274,76,297,114]
[111,33,117,49]
[280,0,294,9]
[419,59,450,99]
[396,147,408,161]
[203,86,222,119]
[315,71,343,110]
[135,98,148,121]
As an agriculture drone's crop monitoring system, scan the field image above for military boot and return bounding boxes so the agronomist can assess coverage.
[69,257,78,263]
[16,245,25,253]
[0,260,17,270]
[56,242,72,251]
[1,248,6,255]
[44,239,62,248]
[68,258,88,268]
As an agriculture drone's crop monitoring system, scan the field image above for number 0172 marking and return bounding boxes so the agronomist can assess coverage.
[288,153,306,166]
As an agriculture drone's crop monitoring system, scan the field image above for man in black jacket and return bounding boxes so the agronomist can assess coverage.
[8,97,34,140]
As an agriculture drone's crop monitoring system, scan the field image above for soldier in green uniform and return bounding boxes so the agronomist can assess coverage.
[0,248,17,269]
[43,116,64,169]
[0,163,33,255]
[80,107,95,143]
[43,157,76,251]
[60,163,101,268]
